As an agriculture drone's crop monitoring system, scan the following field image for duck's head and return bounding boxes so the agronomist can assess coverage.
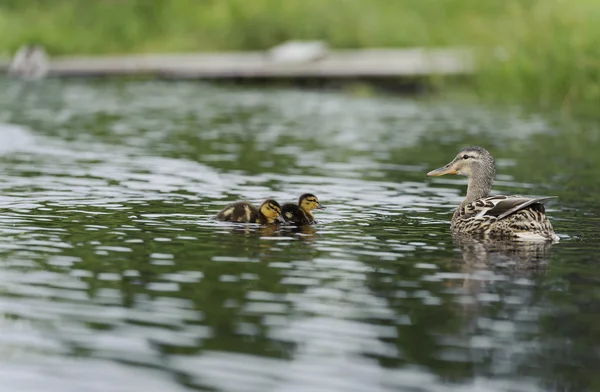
[299,193,324,212]
[426,146,495,179]
[259,199,284,223]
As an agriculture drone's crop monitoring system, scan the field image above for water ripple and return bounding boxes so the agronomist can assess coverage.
[0,79,595,392]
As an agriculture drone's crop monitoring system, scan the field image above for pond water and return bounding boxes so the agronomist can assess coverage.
[0,79,599,392]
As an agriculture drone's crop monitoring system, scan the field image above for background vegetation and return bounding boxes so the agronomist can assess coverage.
[0,0,598,112]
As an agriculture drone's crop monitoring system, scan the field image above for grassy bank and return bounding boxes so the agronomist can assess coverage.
[0,0,599,112]
[471,0,600,115]
[0,0,506,55]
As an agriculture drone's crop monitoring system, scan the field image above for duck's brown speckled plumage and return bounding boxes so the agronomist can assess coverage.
[427,146,559,242]
[450,194,557,240]
[281,204,311,225]
[216,199,282,225]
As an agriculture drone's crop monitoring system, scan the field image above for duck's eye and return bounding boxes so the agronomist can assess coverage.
[462,154,470,160]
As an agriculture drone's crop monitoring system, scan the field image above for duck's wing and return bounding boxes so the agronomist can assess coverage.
[467,195,558,220]
[216,201,259,222]
[281,203,311,224]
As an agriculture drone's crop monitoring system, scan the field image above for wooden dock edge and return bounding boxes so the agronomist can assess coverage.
[0,46,474,81]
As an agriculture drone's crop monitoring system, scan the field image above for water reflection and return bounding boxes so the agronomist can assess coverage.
[0,79,598,392]
[452,235,552,316]
[455,235,552,273]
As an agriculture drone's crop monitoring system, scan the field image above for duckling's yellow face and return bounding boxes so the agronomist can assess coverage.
[260,200,282,223]
[299,194,323,212]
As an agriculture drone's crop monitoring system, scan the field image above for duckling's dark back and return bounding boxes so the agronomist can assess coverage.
[281,203,313,225]
[216,201,259,223]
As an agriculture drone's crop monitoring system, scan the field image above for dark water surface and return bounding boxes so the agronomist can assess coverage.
[0,79,599,392]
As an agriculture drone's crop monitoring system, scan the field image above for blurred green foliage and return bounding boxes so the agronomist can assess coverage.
[1,0,599,112]
[0,0,502,54]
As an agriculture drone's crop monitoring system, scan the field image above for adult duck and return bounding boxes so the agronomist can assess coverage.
[427,146,559,242]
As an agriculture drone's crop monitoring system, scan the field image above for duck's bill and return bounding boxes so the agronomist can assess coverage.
[426,165,458,177]
[316,204,326,210]
[277,215,286,223]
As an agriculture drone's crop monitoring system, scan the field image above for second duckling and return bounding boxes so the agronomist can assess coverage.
[216,199,283,224]
[281,193,324,225]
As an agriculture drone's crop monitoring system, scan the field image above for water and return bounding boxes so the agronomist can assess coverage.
[0,79,598,392]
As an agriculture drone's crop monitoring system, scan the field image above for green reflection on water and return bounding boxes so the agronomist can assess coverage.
[0,79,599,392]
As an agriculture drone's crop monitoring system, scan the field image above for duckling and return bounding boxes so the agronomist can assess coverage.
[281,193,324,225]
[281,204,311,225]
[216,199,283,224]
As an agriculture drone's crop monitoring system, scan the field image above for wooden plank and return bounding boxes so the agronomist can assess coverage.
[1,48,474,79]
